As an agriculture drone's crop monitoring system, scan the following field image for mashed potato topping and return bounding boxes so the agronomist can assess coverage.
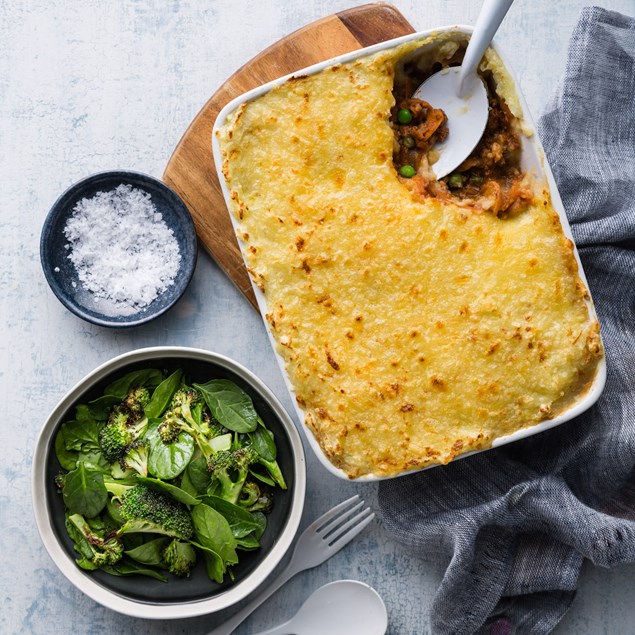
[217,37,602,479]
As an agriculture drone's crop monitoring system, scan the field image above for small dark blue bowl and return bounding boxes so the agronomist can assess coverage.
[40,171,198,327]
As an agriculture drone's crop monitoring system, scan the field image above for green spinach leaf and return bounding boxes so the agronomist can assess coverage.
[55,427,78,471]
[179,470,198,499]
[251,511,267,541]
[78,447,111,474]
[200,495,260,538]
[256,457,287,490]
[104,369,165,399]
[106,496,125,525]
[184,453,211,495]
[193,379,258,433]
[75,404,98,424]
[191,401,204,425]
[85,394,120,420]
[248,464,276,487]
[59,419,100,453]
[191,541,225,583]
[146,421,195,480]
[235,510,267,550]
[145,369,182,419]
[235,533,260,550]
[62,463,107,517]
[101,559,167,582]
[136,476,200,506]
[191,504,238,569]
[248,417,277,462]
[125,537,170,566]
[64,512,98,569]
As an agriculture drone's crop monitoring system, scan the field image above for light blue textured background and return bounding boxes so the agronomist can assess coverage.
[2,1,634,633]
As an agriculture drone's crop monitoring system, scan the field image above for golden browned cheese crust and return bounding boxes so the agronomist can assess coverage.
[218,40,602,479]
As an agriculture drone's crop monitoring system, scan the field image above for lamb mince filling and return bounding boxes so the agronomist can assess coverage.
[218,36,603,479]
[392,41,533,218]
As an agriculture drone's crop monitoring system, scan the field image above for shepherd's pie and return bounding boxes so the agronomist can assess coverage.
[217,35,603,479]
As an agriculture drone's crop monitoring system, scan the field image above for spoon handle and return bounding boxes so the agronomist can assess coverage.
[459,0,515,95]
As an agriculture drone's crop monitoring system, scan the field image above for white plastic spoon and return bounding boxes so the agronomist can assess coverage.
[413,0,515,179]
[249,580,388,635]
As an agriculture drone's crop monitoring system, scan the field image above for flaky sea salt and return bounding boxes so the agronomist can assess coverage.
[63,184,181,314]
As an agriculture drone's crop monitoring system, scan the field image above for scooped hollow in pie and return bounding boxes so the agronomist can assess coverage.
[217,34,603,479]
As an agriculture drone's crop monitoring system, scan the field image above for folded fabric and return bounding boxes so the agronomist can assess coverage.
[378,7,635,634]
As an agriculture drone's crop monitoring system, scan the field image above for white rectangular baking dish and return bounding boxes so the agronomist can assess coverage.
[212,25,606,481]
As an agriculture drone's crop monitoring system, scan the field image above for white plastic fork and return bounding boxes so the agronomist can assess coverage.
[207,495,375,635]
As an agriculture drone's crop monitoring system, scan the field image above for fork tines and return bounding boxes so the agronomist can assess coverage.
[314,495,375,547]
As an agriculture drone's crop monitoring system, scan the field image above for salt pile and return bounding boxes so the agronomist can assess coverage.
[63,184,181,314]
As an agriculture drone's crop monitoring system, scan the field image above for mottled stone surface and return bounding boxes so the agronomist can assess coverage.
[1,1,633,633]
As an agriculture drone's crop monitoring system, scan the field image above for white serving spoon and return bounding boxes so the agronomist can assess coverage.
[413,0,515,179]
[249,580,388,635]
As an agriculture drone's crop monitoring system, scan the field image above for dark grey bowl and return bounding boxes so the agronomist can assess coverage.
[32,347,306,619]
[40,171,198,327]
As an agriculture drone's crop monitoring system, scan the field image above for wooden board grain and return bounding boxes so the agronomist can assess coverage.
[163,3,414,308]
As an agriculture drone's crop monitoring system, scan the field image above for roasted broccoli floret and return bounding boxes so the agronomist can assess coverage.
[102,475,136,499]
[120,440,149,477]
[207,446,259,505]
[202,409,226,438]
[98,415,148,464]
[122,386,150,417]
[98,387,149,464]
[54,471,66,491]
[157,416,181,445]
[158,389,200,445]
[118,484,194,540]
[65,513,124,570]
[162,539,197,577]
[158,388,226,457]
[99,417,132,463]
[171,388,198,424]
[238,480,273,513]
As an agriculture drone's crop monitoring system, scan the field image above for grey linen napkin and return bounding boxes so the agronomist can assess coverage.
[377,7,635,635]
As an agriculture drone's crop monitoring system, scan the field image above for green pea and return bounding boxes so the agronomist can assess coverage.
[469,173,484,185]
[399,165,416,178]
[447,173,465,189]
[401,135,416,148]
[397,108,413,124]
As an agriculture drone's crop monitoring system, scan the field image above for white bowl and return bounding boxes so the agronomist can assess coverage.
[32,346,306,618]
[212,26,606,481]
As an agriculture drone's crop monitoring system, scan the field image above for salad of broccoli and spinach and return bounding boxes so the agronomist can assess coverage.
[53,367,287,583]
